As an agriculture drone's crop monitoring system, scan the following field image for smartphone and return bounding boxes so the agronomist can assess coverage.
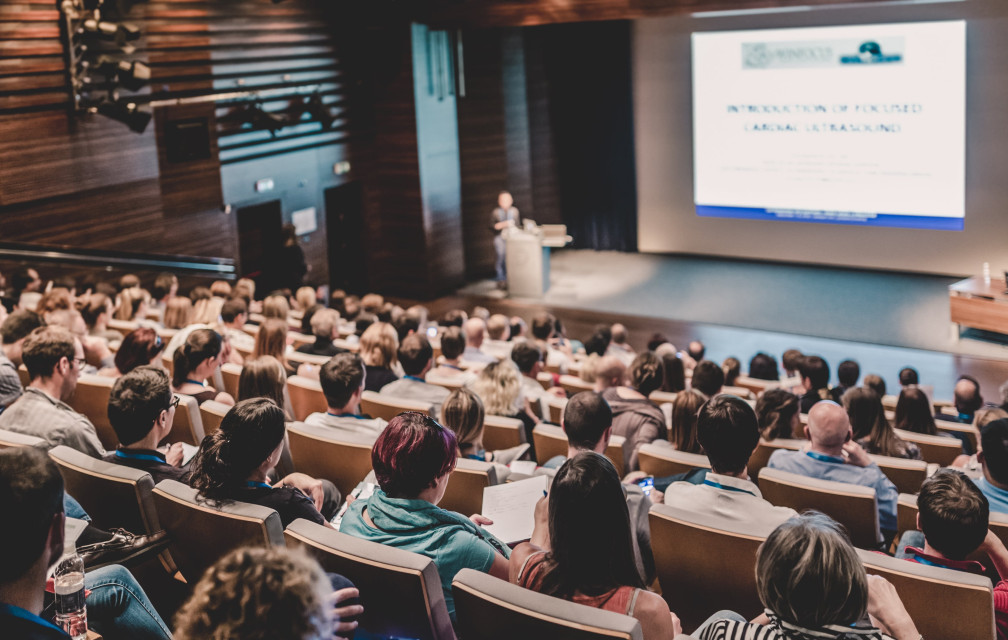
[636,476,654,497]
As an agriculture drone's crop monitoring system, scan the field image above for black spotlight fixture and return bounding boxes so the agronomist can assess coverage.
[96,99,152,133]
[80,17,141,50]
[93,55,150,91]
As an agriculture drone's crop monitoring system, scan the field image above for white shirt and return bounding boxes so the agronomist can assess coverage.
[663,471,797,537]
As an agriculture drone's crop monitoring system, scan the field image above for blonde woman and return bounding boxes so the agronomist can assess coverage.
[470,359,537,449]
[359,322,399,392]
[253,318,295,376]
[191,295,224,326]
[114,287,151,322]
[442,387,514,479]
[262,294,290,321]
[294,286,317,313]
[238,355,292,419]
[163,296,193,330]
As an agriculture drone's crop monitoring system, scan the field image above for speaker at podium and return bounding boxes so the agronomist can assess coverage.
[504,223,572,297]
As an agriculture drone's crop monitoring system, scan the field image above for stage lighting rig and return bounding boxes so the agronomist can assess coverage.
[94,99,152,133]
[90,55,151,91]
[304,92,334,130]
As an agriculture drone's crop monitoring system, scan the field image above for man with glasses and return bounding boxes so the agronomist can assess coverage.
[104,366,191,483]
[0,326,105,457]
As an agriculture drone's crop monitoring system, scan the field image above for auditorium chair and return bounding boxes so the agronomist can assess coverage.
[284,519,455,640]
[637,443,711,478]
[360,390,432,422]
[287,375,327,421]
[933,412,980,452]
[733,375,780,395]
[424,373,466,391]
[536,371,553,390]
[868,454,928,495]
[893,428,962,466]
[453,568,643,640]
[895,492,1008,571]
[721,385,754,399]
[482,414,526,451]
[333,338,359,352]
[748,438,804,485]
[106,319,139,337]
[67,374,118,450]
[161,354,174,379]
[547,396,567,424]
[757,467,880,549]
[199,400,231,437]
[286,350,330,368]
[857,548,994,640]
[532,423,626,477]
[558,374,593,395]
[648,503,765,632]
[440,458,498,516]
[17,363,30,387]
[286,422,376,502]
[648,390,678,406]
[152,479,284,582]
[169,394,206,446]
[0,428,44,449]
[220,362,242,399]
[289,331,313,349]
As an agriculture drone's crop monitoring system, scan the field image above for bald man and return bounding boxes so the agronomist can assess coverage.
[593,355,626,392]
[461,317,496,364]
[766,401,898,544]
[605,323,635,366]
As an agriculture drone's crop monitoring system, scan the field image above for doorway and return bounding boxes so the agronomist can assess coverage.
[325,182,367,294]
[236,199,283,294]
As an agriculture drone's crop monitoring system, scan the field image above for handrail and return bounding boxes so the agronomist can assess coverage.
[0,242,235,278]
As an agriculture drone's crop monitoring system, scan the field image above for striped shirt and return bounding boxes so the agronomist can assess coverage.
[698,611,893,640]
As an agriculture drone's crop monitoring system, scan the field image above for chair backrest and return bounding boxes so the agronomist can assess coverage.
[857,548,994,640]
[649,503,765,632]
[868,454,927,495]
[287,375,328,422]
[284,519,455,640]
[49,445,160,535]
[452,568,643,640]
[482,414,526,451]
[106,318,139,336]
[531,424,624,477]
[535,371,553,390]
[547,396,567,424]
[287,350,331,367]
[0,427,45,449]
[648,390,678,406]
[199,400,231,437]
[286,422,376,502]
[220,362,242,399]
[66,374,118,450]
[721,385,754,399]
[934,418,980,453]
[440,458,497,517]
[748,439,804,486]
[17,363,30,387]
[360,390,432,422]
[169,394,205,446]
[425,374,466,391]
[152,479,284,581]
[558,374,593,395]
[733,375,780,395]
[896,492,1008,566]
[757,467,880,549]
[638,443,711,478]
[893,428,962,466]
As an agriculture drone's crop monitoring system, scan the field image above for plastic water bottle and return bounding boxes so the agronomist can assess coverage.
[54,550,87,640]
[983,262,991,285]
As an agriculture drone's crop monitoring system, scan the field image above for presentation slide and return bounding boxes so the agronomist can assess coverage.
[691,21,966,230]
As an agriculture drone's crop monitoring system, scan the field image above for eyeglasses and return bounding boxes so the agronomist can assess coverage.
[168,395,180,411]
[73,357,87,368]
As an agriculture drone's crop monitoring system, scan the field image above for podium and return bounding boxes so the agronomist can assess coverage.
[504,224,571,297]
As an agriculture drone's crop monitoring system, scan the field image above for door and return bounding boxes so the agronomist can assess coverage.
[325,182,367,294]
[236,200,283,294]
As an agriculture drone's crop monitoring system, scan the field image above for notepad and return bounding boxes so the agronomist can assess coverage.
[508,460,539,476]
[480,475,548,544]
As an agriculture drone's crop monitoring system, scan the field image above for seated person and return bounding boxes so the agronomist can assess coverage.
[252,318,296,377]
[669,389,705,454]
[973,418,1008,514]
[379,334,449,418]
[171,328,234,406]
[440,387,523,476]
[798,355,832,413]
[339,411,510,620]
[426,327,476,385]
[936,374,984,425]
[173,546,361,640]
[511,341,563,413]
[0,446,172,640]
[601,352,666,472]
[830,358,860,403]
[695,513,920,640]
[663,395,797,535]
[98,328,165,378]
[304,353,386,437]
[358,322,399,392]
[237,356,292,419]
[104,366,190,483]
[188,398,339,527]
[510,452,680,639]
[297,308,346,358]
[754,388,802,441]
[470,359,538,452]
[0,326,106,457]
[843,387,920,460]
[768,401,898,544]
[690,360,724,398]
[0,309,44,411]
[461,317,497,365]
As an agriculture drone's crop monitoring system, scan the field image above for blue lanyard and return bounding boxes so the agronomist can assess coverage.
[703,478,758,496]
[442,364,463,371]
[0,603,66,634]
[245,481,272,489]
[327,412,368,420]
[184,379,205,387]
[806,450,845,464]
[115,450,165,463]
[404,375,425,382]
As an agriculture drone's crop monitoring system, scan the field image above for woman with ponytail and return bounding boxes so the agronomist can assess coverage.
[171,328,235,406]
[188,398,340,527]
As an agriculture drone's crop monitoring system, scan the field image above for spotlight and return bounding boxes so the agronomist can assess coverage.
[96,99,151,133]
[93,56,150,91]
[81,18,140,49]
[305,93,334,130]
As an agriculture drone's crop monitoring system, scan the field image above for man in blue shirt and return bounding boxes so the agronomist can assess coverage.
[974,418,1008,514]
[767,400,898,542]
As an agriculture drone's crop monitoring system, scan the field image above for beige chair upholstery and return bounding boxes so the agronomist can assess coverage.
[106,319,139,337]
[287,350,331,367]
[933,417,980,453]
[67,374,118,450]
[287,375,327,422]
[199,400,231,437]
[286,421,376,502]
[748,438,804,486]
[531,423,625,477]
[152,479,284,582]
[649,503,765,632]
[648,390,678,406]
[220,362,242,399]
[425,375,466,391]
[547,396,567,424]
[868,454,927,495]
[440,458,497,517]
[558,375,593,395]
[896,492,1008,569]
[284,519,455,640]
[482,414,526,451]
[360,390,432,422]
[758,467,880,549]
[893,429,962,466]
[638,443,711,478]
[452,568,643,640]
[535,371,553,390]
[0,428,45,449]
[17,364,30,388]
[169,394,205,446]
[733,375,780,395]
[858,548,994,640]
[721,385,754,399]
[49,445,160,535]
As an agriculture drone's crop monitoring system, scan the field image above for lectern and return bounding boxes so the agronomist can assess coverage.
[504,224,571,297]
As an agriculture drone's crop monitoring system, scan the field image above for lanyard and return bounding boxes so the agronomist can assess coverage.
[114,449,165,463]
[806,450,845,464]
[327,412,367,420]
[703,478,758,496]
[0,603,66,634]
[404,375,426,382]
[184,379,206,387]
[245,481,272,489]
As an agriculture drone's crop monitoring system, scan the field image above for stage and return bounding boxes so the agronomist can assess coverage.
[444,250,1008,400]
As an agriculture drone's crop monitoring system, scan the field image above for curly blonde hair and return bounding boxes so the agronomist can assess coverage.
[471,359,522,416]
[173,546,333,640]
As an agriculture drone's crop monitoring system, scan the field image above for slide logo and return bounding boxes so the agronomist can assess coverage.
[742,42,833,69]
[839,40,904,64]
